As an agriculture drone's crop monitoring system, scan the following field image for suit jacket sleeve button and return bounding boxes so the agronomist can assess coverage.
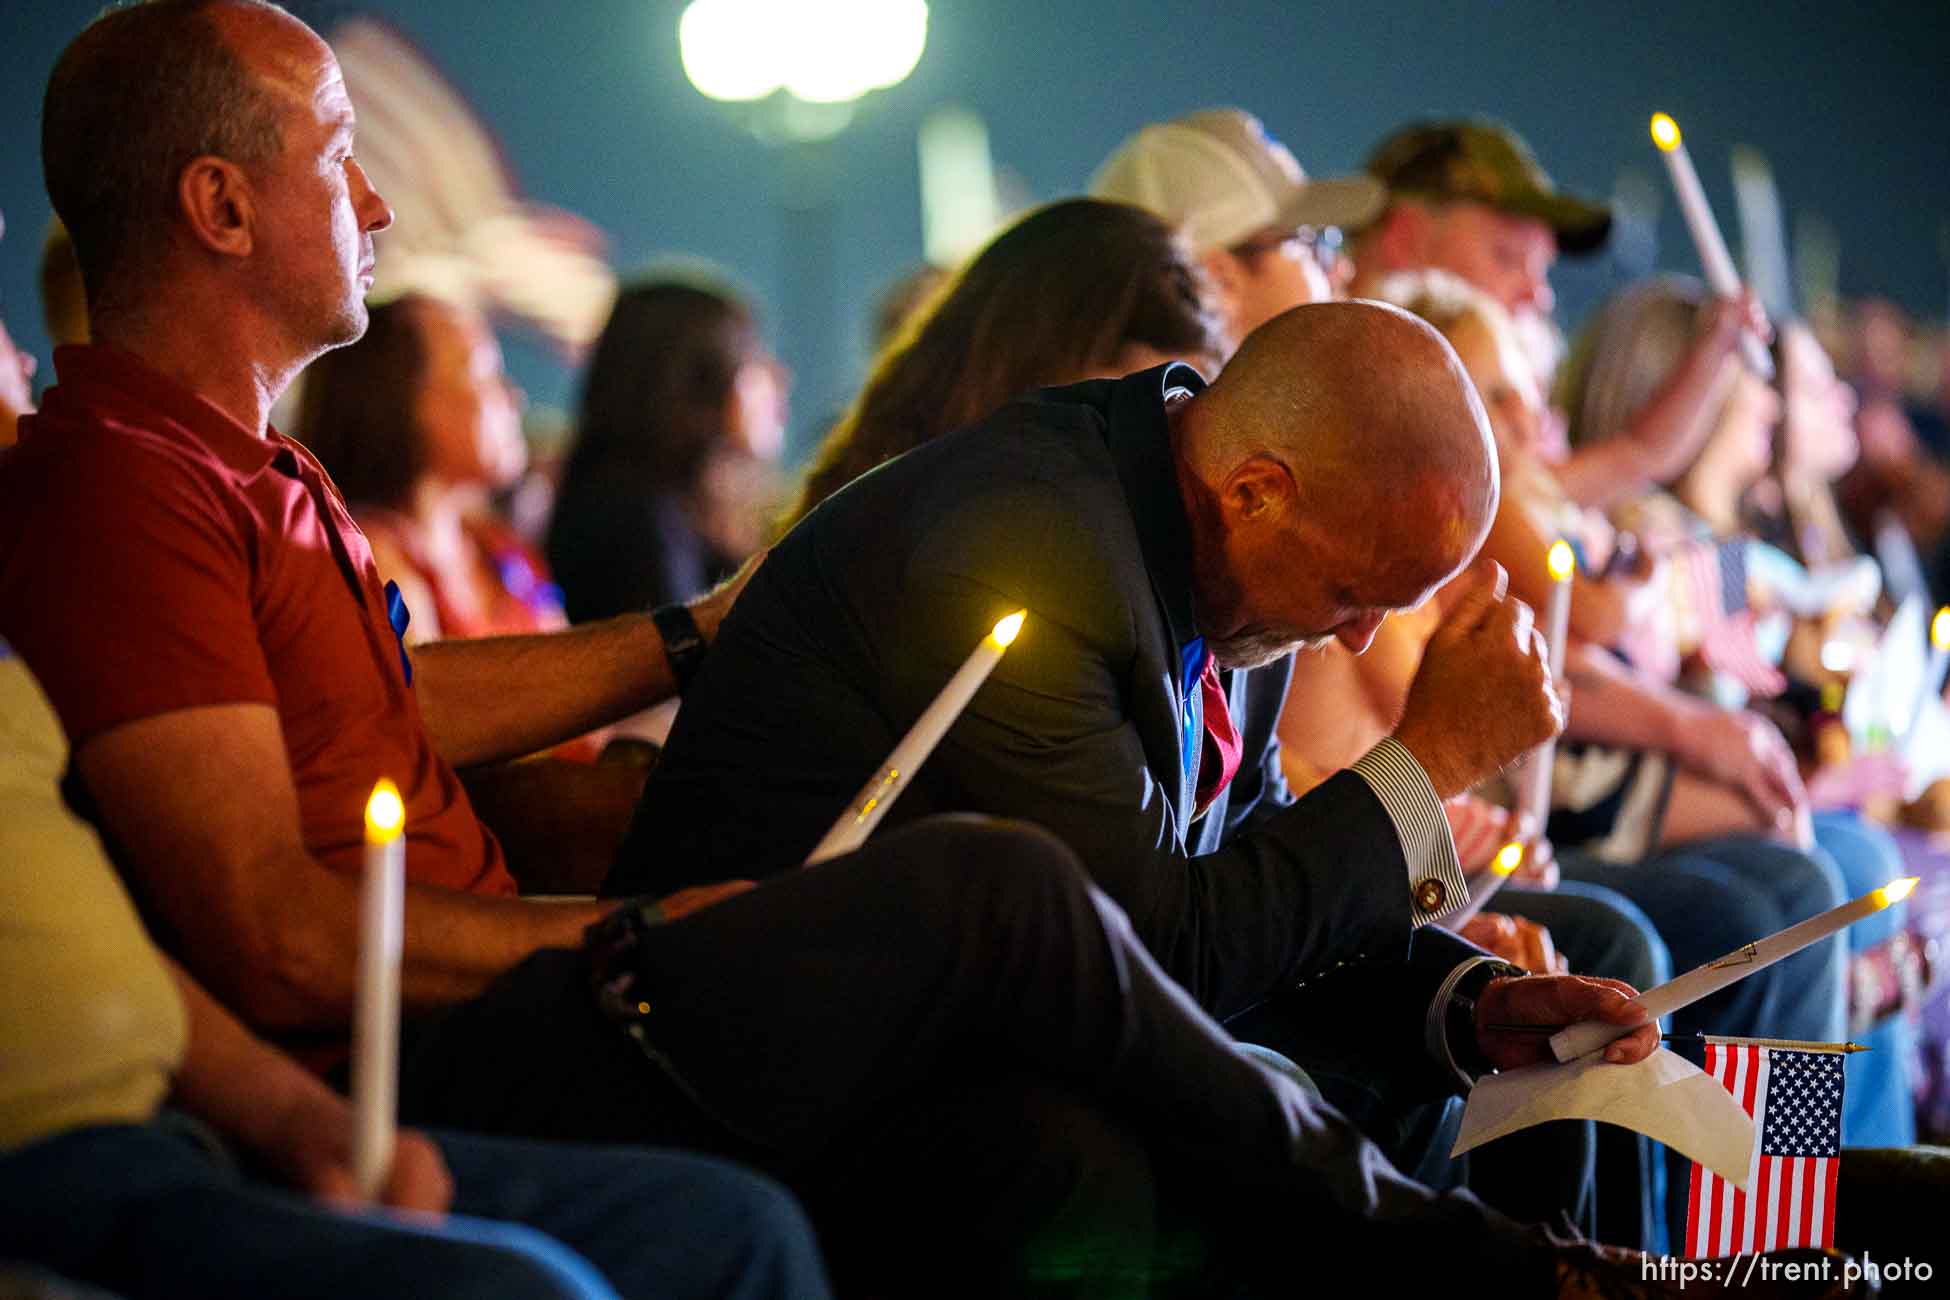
[1414,878,1446,913]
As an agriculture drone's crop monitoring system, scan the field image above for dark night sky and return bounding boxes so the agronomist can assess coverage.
[4,1,1947,453]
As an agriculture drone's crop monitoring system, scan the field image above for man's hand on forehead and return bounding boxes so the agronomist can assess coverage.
[1391,560,1562,799]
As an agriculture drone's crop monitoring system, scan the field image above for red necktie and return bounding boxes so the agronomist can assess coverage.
[1193,659,1242,816]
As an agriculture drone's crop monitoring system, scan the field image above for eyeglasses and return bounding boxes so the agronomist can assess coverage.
[1229,225,1345,276]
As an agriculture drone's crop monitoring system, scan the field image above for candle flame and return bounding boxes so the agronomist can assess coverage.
[990,610,1027,648]
[1876,877,1919,907]
[1932,607,1950,651]
[1546,540,1576,583]
[1650,113,1681,151]
[1493,841,1525,875]
[365,779,404,842]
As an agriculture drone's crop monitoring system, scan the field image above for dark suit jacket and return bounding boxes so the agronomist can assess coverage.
[609,364,1481,1025]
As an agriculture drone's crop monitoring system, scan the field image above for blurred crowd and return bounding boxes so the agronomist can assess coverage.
[5,3,1950,1299]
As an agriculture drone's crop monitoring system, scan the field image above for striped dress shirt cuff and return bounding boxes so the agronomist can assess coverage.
[1425,956,1502,1090]
[1350,737,1468,927]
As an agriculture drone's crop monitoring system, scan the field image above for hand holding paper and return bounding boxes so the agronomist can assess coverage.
[1477,974,1658,1071]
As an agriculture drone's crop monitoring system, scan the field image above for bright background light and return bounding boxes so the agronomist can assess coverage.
[919,105,1002,265]
[677,1,786,101]
[680,0,929,105]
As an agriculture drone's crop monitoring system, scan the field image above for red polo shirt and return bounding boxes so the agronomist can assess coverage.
[0,346,515,898]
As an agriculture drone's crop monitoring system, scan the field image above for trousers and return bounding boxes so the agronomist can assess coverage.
[399,815,1556,1297]
[0,1117,828,1300]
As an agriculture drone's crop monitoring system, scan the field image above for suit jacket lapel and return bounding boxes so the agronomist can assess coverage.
[1095,361,1211,847]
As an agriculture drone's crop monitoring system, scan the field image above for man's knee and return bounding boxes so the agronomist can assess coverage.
[897,814,1082,874]
[1814,813,1907,894]
[407,1226,604,1300]
[884,815,1096,912]
[657,1162,827,1296]
[1721,837,1848,916]
[1573,895,1670,990]
[1588,921,1666,992]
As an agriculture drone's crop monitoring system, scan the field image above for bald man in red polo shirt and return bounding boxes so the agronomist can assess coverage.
[2,85,734,1028]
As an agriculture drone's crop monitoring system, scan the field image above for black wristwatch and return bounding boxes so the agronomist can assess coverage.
[1447,959,1527,1080]
[649,602,707,693]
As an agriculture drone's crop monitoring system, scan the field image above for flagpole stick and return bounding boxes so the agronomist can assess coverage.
[1698,1035,1870,1054]
[1486,1027,1869,1053]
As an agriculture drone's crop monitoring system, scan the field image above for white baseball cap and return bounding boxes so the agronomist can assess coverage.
[1091,108,1386,253]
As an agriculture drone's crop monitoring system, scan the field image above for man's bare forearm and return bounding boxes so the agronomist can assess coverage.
[413,553,763,767]
[400,885,615,1011]
[413,614,671,767]
[210,849,614,1031]
[78,704,620,1040]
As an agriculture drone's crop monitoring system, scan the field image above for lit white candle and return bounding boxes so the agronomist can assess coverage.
[1650,113,1774,379]
[1515,540,1575,829]
[1904,604,1950,753]
[1550,877,1917,1062]
[352,778,406,1201]
[1452,839,1529,926]
[804,611,1026,865]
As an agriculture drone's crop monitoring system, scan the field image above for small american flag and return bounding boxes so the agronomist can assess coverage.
[1685,1045,1844,1257]
[1680,539,1788,699]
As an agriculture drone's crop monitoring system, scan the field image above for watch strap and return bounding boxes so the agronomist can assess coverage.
[649,602,707,693]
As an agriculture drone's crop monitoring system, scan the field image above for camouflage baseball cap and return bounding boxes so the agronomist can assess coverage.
[1365,119,1612,256]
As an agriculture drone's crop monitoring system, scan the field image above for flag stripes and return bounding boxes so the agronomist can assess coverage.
[1684,1043,1842,1256]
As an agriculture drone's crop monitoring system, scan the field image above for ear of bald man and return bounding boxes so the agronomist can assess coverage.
[1392,561,1563,798]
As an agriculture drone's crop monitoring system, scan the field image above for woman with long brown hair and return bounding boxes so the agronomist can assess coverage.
[786,197,1224,526]
[548,275,790,621]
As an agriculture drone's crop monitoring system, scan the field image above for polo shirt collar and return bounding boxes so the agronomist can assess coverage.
[1100,361,1207,654]
[44,344,286,479]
